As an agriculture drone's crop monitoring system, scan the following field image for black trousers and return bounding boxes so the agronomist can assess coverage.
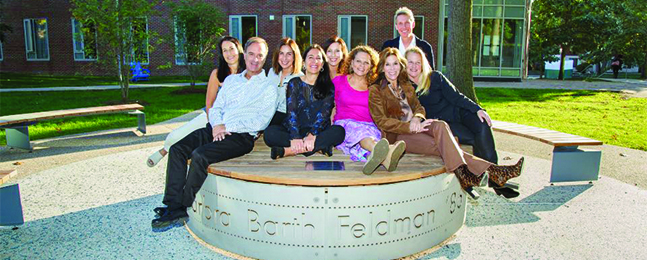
[269,112,287,126]
[447,108,498,164]
[163,124,254,210]
[263,124,345,153]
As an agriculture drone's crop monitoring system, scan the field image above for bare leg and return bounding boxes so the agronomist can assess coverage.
[359,137,378,152]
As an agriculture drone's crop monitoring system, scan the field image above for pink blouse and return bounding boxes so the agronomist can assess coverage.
[333,75,373,123]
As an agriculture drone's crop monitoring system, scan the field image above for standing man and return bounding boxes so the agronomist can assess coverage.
[152,37,277,232]
[382,7,436,71]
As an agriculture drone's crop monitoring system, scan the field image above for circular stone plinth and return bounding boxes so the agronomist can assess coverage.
[186,167,466,260]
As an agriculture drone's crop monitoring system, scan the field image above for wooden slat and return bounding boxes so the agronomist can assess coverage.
[208,140,447,187]
[491,120,602,147]
[0,104,144,126]
[0,169,17,185]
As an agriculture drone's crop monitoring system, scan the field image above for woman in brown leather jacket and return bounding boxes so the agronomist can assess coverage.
[368,48,523,199]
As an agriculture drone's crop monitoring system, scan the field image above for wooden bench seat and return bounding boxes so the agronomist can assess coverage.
[0,104,146,150]
[208,139,447,187]
[491,120,603,182]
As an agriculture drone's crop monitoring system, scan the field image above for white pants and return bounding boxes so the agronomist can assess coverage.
[163,111,208,151]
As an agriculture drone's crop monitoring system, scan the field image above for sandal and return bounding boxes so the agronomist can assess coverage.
[147,150,165,167]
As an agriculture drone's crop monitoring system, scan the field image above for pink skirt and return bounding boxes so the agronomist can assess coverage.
[334,119,382,162]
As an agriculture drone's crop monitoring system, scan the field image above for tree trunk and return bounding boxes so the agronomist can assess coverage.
[642,51,647,79]
[522,0,533,79]
[558,46,566,80]
[447,0,478,102]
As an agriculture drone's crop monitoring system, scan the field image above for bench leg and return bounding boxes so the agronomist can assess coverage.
[550,146,601,183]
[0,183,24,226]
[129,110,146,134]
[5,126,32,150]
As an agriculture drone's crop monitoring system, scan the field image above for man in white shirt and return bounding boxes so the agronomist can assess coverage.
[152,37,277,232]
[381,7,436,70]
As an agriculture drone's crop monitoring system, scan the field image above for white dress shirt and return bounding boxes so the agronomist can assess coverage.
[398,36,417,56]
[267,69,304,113]
[208,69,277,136]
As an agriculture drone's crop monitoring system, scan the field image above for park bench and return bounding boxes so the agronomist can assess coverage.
[0,104,146,150]
[130,62,150,82]
[491,120,603,183]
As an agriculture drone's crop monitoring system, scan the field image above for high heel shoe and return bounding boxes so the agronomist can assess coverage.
[489,180,520,198]
[487,157,524,187]
[453,165,488,199]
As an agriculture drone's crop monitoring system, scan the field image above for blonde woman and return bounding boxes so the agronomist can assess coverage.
[407,47,508,195]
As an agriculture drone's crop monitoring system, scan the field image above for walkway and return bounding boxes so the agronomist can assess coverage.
[0,82,206,92]
[1,111,646,259]
[2,78,647,96]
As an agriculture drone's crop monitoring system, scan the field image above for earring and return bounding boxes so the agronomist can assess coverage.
[320,67,324,72]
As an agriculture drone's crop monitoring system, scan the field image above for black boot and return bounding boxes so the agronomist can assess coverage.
[489,180,520,198]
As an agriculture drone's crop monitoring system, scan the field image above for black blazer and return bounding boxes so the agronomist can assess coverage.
[381,35,436,70]
[415,71,481,122]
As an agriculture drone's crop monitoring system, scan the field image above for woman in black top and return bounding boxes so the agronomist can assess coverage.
[264,44,345,159]
[405,47,519,198]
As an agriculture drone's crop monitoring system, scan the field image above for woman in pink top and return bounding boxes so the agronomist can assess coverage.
[333,46,406,175]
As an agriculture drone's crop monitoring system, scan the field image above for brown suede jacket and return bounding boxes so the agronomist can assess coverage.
[369,79,426,143]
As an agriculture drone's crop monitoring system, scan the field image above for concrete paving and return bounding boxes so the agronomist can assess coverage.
[1,112,646,259]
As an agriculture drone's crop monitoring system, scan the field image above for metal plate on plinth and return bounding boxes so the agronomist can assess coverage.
[187,173,466,260]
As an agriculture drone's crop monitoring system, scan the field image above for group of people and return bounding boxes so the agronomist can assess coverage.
[148,7,525,233]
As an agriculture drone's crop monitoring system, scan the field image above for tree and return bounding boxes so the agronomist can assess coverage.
[71,0,159,101]
[446,0,478,102]
[164,0,226,87]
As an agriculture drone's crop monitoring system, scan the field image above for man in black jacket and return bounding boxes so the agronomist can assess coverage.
[381,7,435,70]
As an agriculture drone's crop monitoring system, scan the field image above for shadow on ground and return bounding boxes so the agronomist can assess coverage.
[0,131,167,162]
[0,194,219,260]
[465,184,592,227]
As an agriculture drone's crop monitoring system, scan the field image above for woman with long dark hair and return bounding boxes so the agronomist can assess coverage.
[322,36,349,79]
[264,44,345,159]
[268,38,304,126]
[146,36,245,167]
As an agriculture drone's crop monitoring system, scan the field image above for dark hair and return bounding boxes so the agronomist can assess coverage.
[271,38,302,74]
[303,44,333,100]
[216,36,245,83]
[322,36,349,74]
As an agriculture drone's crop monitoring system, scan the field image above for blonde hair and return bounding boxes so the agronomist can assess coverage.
[394,7,414,23]
[376,48,409,86]
[340,45,380,84]
[405,47,433,95]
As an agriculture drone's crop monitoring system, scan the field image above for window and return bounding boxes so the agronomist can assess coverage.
[283,15,311,52]
[128,17,149,65]
[24,18,50,61]
[175,16,201,65]
[229,15,257,45]
[71,18,98,61]
[393,15,425,39]
[0,42,3,61]
[338,15,367,49]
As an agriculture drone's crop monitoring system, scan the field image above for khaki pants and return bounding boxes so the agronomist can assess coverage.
[396,120,492,175]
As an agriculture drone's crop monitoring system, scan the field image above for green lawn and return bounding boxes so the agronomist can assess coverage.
[478,88,647,151]
[0,72,209,88]
[0,86,206,145]
[1,87,645,151]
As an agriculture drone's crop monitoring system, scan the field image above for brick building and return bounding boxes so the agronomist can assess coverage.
[0,0,529,79]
